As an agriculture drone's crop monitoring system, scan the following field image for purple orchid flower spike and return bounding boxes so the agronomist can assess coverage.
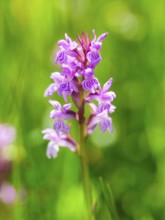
[43,30,116,159]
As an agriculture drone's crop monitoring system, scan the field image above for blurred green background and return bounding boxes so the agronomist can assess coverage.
[0,0,165,219]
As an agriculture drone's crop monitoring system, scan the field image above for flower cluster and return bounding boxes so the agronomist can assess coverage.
[0,124,17,204]
[43,30,116,158]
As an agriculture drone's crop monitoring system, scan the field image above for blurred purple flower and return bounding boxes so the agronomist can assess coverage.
[0,124,16,149]
[0,124,19,205]
[0,183,17,204]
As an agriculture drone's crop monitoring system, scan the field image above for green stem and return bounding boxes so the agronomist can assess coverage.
[78,90,94,219]
[79,122,93,220]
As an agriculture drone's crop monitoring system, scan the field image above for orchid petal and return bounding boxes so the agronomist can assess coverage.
[42,129,58,141]
[71,80,78,93]
[87,114,102,131]
[50,110,61,119]
[92,29,96,41]
[102,78,113,93]
[97,32,108,42]
[49,100,61,109]
[65,33,71,43]
[59,137,77,152]
[63,93,69,102]
[55,50,67,64]
[50,72,64,83]
[44,83,57,97]
[109,105,116,113]
[53,120,70,135]
[63,110,76,119]
[46,141,59,158]
[100,117,112,133]
[101,91,116,102]
[84,68,94,78]
[58,40,69,50]
[85,94,100,102]
[63,103,72,111]
[88,103,97,113]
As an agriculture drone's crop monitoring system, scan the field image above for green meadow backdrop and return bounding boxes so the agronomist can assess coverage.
[0,0,165,219]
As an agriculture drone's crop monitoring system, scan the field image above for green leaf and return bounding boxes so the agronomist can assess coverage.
[96,177,120,220]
